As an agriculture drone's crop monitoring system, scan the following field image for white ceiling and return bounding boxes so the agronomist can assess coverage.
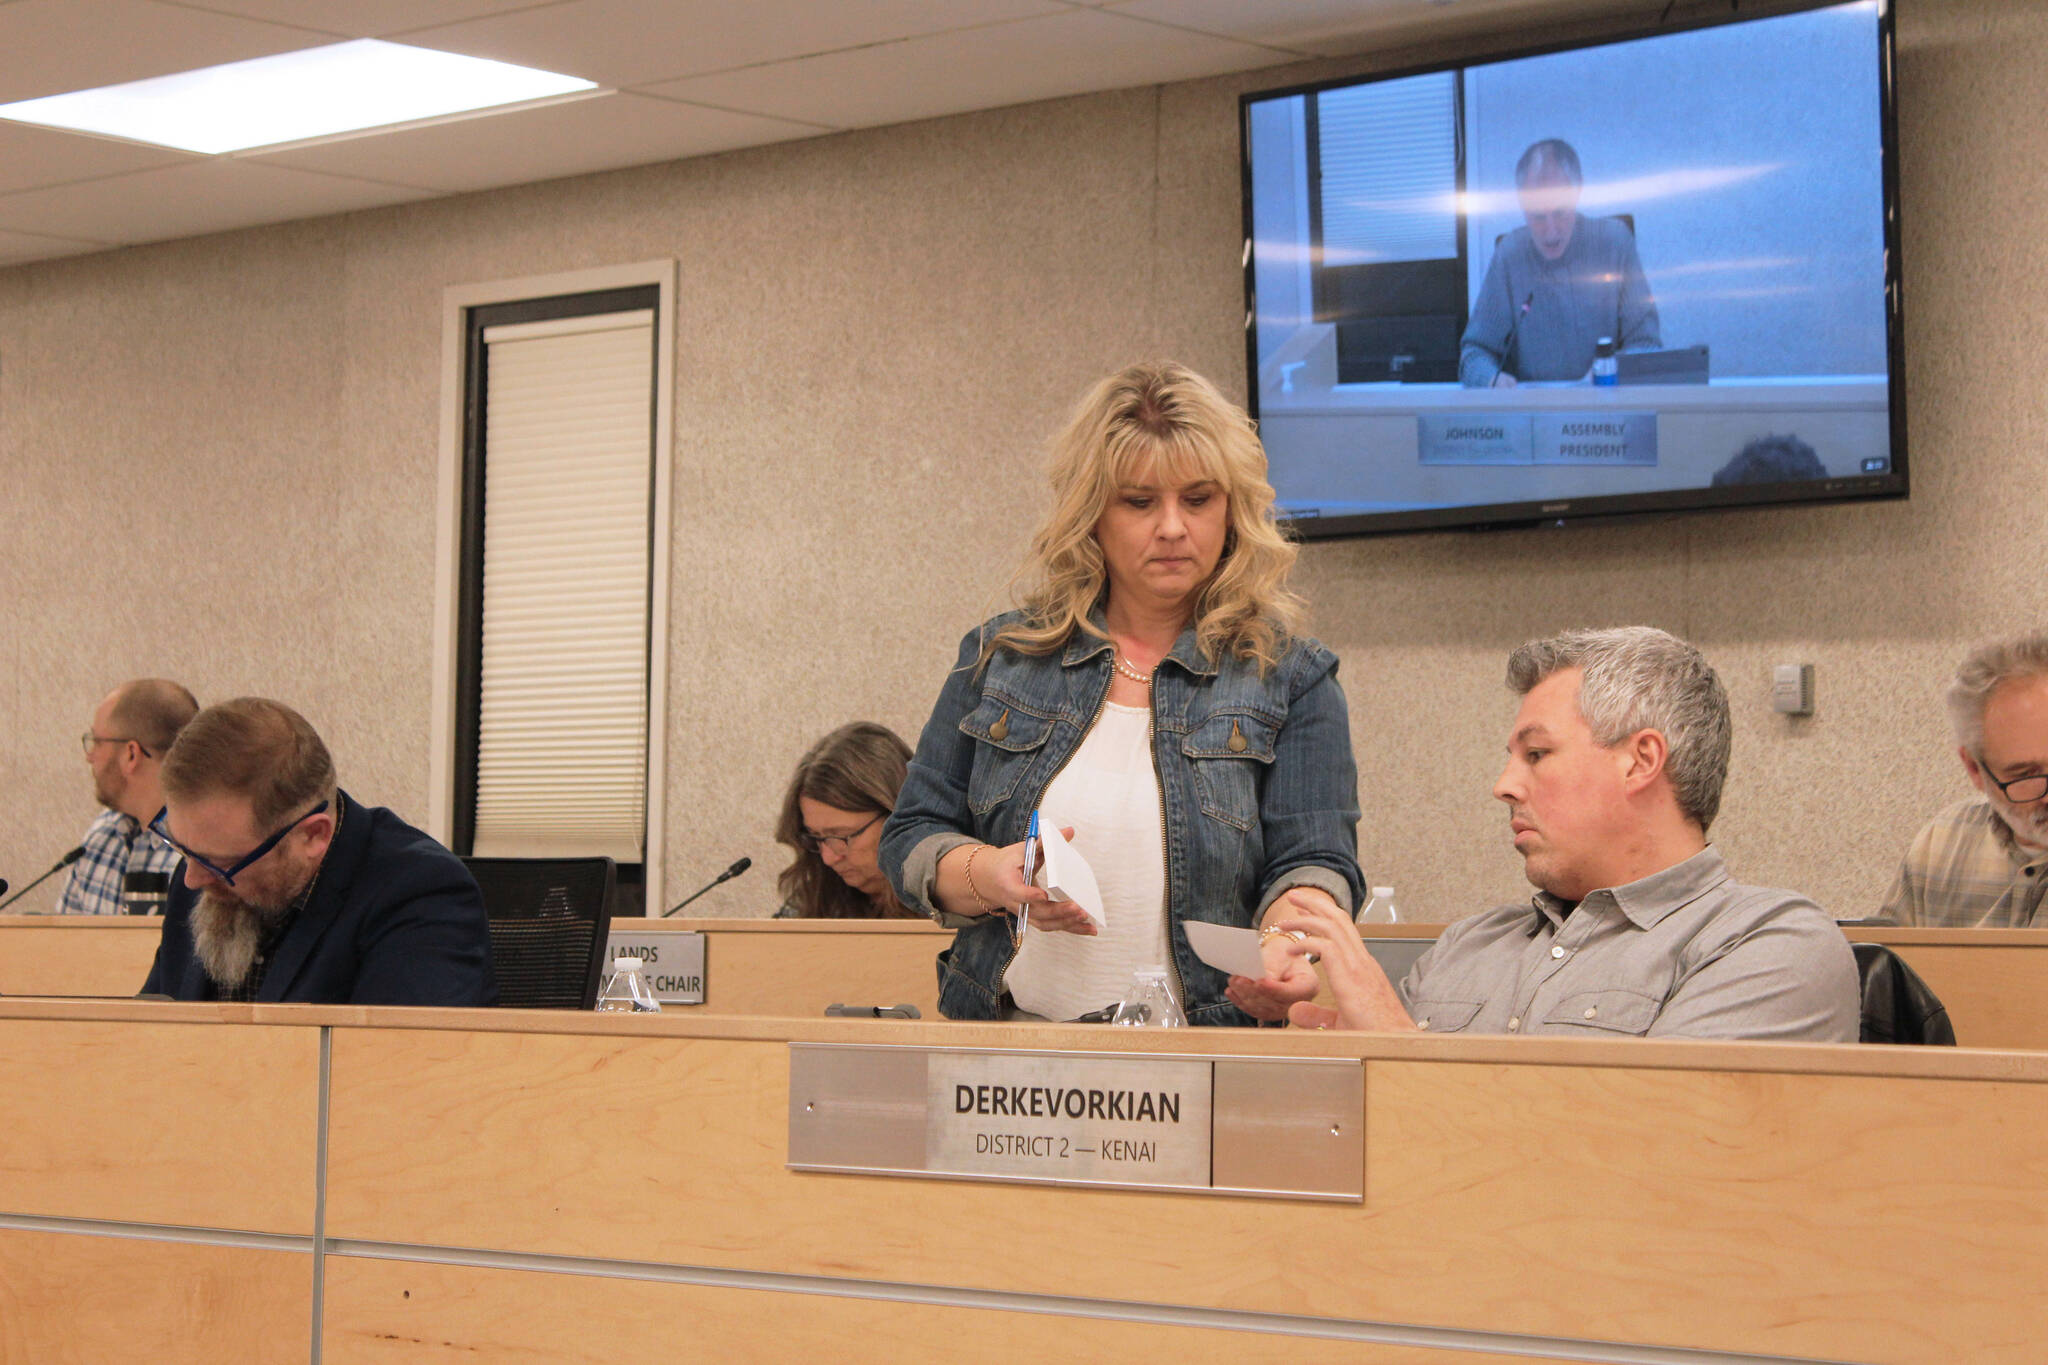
[0,0,1641,268]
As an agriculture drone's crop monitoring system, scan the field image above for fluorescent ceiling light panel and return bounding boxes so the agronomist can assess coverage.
[0,40,598,155]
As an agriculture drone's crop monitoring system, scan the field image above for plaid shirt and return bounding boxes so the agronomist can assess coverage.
[1878,798,2048,927]
[58,809,182,916]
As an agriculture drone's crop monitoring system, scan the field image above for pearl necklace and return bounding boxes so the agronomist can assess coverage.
[1113,651,1154,685]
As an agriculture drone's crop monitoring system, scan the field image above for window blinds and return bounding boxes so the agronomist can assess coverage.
[472,310,655,860]
[1317,71,1459,265]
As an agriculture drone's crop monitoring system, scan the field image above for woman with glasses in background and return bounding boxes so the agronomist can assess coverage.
[773,722,920,919]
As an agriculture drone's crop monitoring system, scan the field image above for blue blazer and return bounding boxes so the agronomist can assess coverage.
[142,789,498,1006]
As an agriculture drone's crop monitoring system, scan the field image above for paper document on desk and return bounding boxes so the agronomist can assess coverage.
[1182,920,1267,979]
[1031,821,1105,926]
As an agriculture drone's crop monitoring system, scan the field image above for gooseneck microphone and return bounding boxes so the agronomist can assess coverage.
[1499,289,1535,378]
[662,857,752,917]
[0,846,86,912]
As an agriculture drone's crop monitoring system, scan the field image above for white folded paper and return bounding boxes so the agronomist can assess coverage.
[1031,821,1106,926]
[1181,920,1268,979]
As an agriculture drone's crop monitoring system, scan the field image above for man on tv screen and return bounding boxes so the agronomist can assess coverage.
[1459,138,1661,388]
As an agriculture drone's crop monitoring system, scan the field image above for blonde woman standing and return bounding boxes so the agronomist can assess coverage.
[880,362,1364,1025]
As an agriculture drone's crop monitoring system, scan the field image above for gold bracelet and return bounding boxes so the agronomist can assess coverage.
[1259,923,1317,964]
[962,844,997,915]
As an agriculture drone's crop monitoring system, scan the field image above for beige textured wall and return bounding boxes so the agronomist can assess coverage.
[0,1,2037,922]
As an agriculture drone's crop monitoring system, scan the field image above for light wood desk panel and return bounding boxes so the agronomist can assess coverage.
[320,1012,2048,1363]
[14,916,2048,1052]
[1361,1059,2048,1364]
[0,1013,318,1233]
[0,1228,309,1365]
[0,914,160,996]
[646,917,947,1016]
[322,1256,1567,1365]
[1838,926,2048,1049]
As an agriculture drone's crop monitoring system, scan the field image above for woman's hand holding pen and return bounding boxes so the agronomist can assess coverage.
[956,826,1097,935]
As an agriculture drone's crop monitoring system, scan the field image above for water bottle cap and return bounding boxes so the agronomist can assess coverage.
[612,956,643,971]
[1371,886,1395,898]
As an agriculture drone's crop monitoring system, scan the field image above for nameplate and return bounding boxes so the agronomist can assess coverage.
[927,1051,1212,1186]
[787,1043,1362,1201]
[602,930,705,1004]
[1533,411,1657,465]
[1417,411,1658,467]
[1418,413,1535,465]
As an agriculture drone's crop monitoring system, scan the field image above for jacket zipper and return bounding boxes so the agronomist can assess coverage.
[988,663,1111,1012]
[1147,683,1187,1015]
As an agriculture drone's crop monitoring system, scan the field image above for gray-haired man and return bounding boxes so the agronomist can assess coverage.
[1280,627,1858,1042]
[1879,631,2048,927]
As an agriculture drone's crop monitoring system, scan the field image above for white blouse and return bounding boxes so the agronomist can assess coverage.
[1006,701,1170,1021]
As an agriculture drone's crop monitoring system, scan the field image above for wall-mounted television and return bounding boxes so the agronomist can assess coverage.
[1240,0,1903,537]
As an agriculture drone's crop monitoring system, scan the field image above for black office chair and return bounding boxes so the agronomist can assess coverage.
[464,857,616,1010]
[1851,942,1956,1046]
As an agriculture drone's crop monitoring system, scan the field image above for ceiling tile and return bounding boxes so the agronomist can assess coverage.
[0,0,328,103]
[250,91,828,194]
[400,0,1066,88]
[1109,0,1644,56]
[0,226,113,268]
[0,121,199,195]
[166,0,556,40]
[638,7,1289,130]
[0,159,438,245]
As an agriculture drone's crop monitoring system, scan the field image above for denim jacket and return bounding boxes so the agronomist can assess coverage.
[880,612,1364,1026]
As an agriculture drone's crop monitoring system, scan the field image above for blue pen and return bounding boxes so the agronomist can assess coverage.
[1018,810,1040,942]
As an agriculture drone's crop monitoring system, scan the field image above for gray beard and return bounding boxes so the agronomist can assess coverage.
[191,890,291,990]
[1998,801,2048,854]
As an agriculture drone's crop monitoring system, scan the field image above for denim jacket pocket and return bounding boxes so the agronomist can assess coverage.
[959,695,1053,816]
[1408,998,1484,1034]
[1543,989,1660,1036]
[1182,712,1277,832]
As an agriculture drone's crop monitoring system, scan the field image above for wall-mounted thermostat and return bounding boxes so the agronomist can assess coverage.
[1772,664,1815,716]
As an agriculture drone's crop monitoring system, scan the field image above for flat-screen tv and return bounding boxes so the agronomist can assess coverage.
[1240,0,1903,537]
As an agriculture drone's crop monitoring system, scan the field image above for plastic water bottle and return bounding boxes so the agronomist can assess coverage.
[1357,885,1400,926]
[1593,336,1618,386]
[1109,968,1187,1028]
[596,955,662,1013]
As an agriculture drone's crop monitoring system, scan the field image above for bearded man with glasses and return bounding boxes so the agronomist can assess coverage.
[1881,631,2048,927]
[139,697,496,1005]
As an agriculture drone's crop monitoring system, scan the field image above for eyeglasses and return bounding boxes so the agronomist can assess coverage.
[148,800,329,887]
[1984,768,2048,805]
[81,731,152,757]
[798,811,884,855]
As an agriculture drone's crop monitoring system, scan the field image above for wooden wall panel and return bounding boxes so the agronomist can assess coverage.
[0,916,164,997]
[322,1255,1567,1365]
[0,1229,308,1365]
[1357,1060,2048,1365]
[0,1019,318,1233]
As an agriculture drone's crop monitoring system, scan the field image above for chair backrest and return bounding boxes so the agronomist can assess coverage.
[1851,941,1957,1046]
[464,857,616,1010]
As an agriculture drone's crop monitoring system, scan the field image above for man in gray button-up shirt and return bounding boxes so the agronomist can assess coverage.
[1280,627,1858,1042]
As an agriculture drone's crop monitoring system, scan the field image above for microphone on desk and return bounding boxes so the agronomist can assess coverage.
[662,857,752,917]
[0,846,86,912]
[1499,290,1535,377]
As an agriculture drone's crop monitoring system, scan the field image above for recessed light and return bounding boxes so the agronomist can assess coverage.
[0,40,599,155]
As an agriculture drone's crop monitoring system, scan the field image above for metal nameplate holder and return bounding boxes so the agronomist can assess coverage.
[602,929,706,1005]
[787,1042,1362,1202]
